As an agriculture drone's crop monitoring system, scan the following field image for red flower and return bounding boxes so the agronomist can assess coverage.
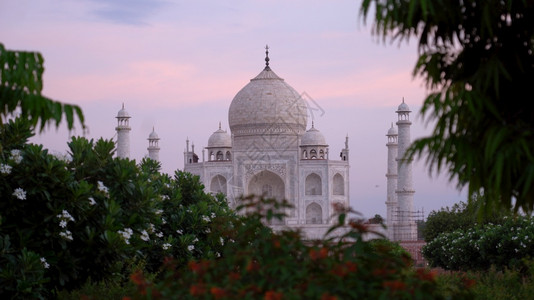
[264,290,283,300]
[321,293,338,300]
[310,247,329,260]
[349,221,368,232]
[345,261,358,272]
[210,286,226,299]
[273,238,281,248]
[229,271,241,281]
[190,283,207,296]
[461,277,476,288]
[130,270,145,286]
[188,260,210,275]
[372,268,395,277]
[416,268,437,282]
[246,260,260,272]
[383,280,406,291]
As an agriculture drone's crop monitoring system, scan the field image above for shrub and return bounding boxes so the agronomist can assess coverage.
[0,118,234,297]
[423,216,534,271]
[126,197,474,299]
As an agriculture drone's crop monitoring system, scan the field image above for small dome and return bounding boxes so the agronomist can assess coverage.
[207,124,232,148]
[387,123,397,135]
[117,104,130,118]
[301,124,327,146]
[397,99,411,112]
[149,128,159,139]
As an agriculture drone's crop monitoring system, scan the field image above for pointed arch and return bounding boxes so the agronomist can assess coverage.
[306,203,322,224]
[305,173,322,195]
[333,173,344,195]
[248,170,285,225]
[210,175,227,195]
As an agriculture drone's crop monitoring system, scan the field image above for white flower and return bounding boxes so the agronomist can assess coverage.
[0,164,12,175]
[220,237,224,245]
[205,228,211,234]
[118,228,133,244]
[97,181,109,194]
[161,195,169,201]
[40,257,50,269]
[12,188,26,200]
[59,220,67,228]
[187,245,194,251]
[61,210,75,222]
[162,218,167,225]
[155,209,163,215]
[176,229,183,235]
[202,216,210,222]
[164,183,171,188]
[140,230,150,241]
[193,237,199,243]
[210,212,216,219]
[216,252,221,258]
[10,149,22,164]
[88,197,96,206]
[162,243,171,250]
[59,230,73,241]
[156,232,164,238]
[148,223,155,233]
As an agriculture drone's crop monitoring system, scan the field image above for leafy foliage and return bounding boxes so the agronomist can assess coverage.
[423,197,510,242]
[0,118,233,298]
[423,216,534,271]
[360,0,534,213]
[126,197,473,300]
[0,43,84,133]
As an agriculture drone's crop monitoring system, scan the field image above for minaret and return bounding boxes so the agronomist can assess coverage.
[340,135,349,162]
[184,138,198,164]
[147,127,160,161]
[395,98,416,240]
[385,123,398,240]
[115,103,131,159]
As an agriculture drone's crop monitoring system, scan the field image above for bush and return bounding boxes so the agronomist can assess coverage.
[0,118,234,298]
[125,197,474,299]
[423,197,509,242]
[423,216,534,271]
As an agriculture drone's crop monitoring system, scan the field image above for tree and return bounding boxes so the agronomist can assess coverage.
[0,43,84,133]
[360,1,534,214]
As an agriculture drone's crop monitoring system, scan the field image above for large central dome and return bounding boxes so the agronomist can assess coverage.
[228,54,308,137]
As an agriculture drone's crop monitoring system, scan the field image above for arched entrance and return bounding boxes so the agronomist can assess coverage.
[247,170,286,224]
[210,175,227,195]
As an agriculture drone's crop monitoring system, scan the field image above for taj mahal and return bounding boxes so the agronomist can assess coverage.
[113,47,417,241]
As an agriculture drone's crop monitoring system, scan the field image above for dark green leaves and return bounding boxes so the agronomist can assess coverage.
[360,0,534,214]
[0,43,85,132]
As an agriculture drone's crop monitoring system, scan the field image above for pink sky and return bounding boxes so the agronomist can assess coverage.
[1,0,465,219]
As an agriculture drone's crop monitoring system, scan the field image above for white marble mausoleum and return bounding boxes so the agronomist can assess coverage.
[183,48,350,239]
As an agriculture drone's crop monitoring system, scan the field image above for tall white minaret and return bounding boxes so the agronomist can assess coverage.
[115,103,131,159]
[147,127,160,161]
[385,123,398,240]
[395,98,416,240]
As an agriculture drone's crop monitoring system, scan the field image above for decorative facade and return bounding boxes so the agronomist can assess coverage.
[184,48,350,239]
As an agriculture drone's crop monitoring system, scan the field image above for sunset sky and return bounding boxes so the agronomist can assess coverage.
[1,0,465,219]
